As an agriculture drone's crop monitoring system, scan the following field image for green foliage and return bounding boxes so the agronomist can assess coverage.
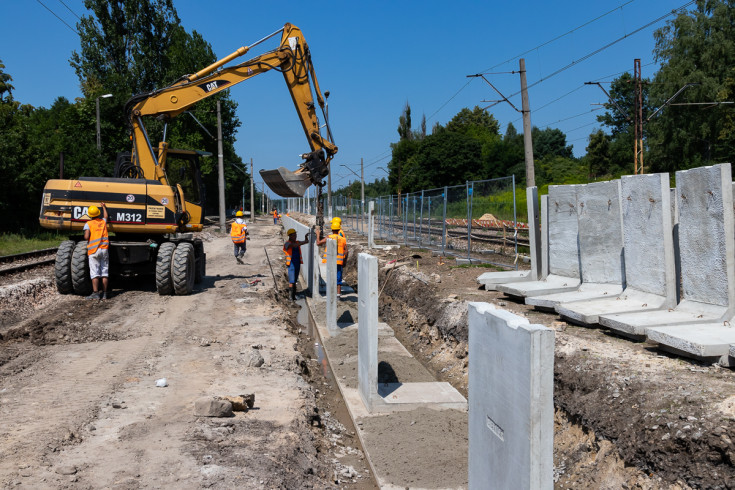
[0,232,69,256]
[646,0,735,171]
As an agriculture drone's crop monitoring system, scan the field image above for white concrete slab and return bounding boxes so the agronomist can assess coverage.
[599,300,729,339]
[646,323,735,361]
[477,270,531,290]
[525,283,624,310]
[556,290,669,326]
[496,274,581,298]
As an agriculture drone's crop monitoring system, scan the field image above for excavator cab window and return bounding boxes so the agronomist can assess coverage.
[165,153,204,205]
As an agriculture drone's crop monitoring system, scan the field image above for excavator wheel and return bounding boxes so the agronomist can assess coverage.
[193,240,205,284]
[155,242,177,295]
[71,241,92,295]
[172,242,195,295]
[54,240,76,294]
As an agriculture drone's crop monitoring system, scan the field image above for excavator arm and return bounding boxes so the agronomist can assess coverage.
[126,23,337,198]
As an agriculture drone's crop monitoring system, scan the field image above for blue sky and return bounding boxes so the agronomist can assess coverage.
[2,0,687,191]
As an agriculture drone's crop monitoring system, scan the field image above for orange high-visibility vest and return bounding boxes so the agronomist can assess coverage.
[322,233,346,265]
[284,243,302,266]
[230,222,247,244]
[273,210,278,219]
[87,218,109,255]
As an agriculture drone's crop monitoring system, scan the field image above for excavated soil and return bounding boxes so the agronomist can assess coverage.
[345,235,735,489]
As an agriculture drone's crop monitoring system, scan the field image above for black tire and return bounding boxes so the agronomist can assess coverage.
[155,242,176,295]
[54,240,76,294]
[193,240,205,284]
[172,242,195,295]
[71,241,92,295]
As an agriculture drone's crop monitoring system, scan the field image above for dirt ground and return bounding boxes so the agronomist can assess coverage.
[0,220,375,489]
[4,213,735,489]
[350,229,735,489]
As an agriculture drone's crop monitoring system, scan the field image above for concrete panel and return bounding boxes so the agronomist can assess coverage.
[326,238,338,335]
[676,163,735,309]
[540,194,549,279]
[646,323,735,363]
[527,186,542,281]
[358,253,379,412]
[496,185,580,298]
[577,180,624,284]
[526,283,623,310]
[468,303,554,490]
[599,164,734,337]
[556,173,676,325]
[478,270,532,290]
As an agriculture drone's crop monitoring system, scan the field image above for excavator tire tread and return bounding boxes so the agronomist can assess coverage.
[172,242,195,295]
[71,241,92,295]
[193,240,205,284]
[55,240,76,294]
[155,242,176,295]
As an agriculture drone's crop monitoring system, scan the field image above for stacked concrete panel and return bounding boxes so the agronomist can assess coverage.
[496,185,581,298]
[556,173,677,325]
[643,163,735,363]
[468,303,554,490]
[325,238,338,335]
[478,187,545,290]
[601,163,735,339]
[525,180,624,310]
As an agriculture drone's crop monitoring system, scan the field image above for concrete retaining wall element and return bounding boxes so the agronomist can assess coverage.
[676,163,735,310]
[326,238,338,335]
[527,186,542,281]
[358,253,379,412]
[577,180,624,285]
[621,173,676,298]
[540,194,549,279]
[468,303,554,490]
[547,184,580,279]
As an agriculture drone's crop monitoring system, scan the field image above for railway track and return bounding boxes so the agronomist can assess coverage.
[370,221,531,248]
[0,248,57,276]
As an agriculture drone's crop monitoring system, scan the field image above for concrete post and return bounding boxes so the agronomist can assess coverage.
[526,187,541,280]
[368,201,375,249]
[326,238,338,335]
[468,303,554,490]
[358,253,379,412]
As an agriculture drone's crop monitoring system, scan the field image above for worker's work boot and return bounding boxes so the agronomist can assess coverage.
[236,255,243,265]
[101,292,108,300]
[290,285,296,301]
[85,291,100,300]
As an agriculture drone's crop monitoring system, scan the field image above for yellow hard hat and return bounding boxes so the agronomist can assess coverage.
[236,210,243,217]
[332,217,342,226]
[88,205,100,218]
[286,228,296,236]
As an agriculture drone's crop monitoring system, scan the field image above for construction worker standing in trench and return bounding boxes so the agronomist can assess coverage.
[83,203,110,300]
[284,228,309,300]
[230,211,248,264]
[316,219,349,296]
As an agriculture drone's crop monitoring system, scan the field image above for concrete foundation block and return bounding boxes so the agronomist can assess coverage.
[468,303,554,490]
[525,283,624,310]
[646,323,735,364]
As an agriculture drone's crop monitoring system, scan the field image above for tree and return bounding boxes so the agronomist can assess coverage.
[647,0,735,171]
[532,127,573,160]
[585,130,611,179]
[445,106,500,135]
[0,59,14,101]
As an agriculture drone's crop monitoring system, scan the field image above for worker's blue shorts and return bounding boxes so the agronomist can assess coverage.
[288,263,300,285]
[336,265,343,285]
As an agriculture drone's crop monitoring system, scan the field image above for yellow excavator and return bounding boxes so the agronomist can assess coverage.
[39,23,337,296]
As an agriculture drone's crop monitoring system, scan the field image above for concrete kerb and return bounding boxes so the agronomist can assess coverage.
[468,303,554,490]
[600,163,735,340]
[326,238,338,335]
[496,185,581,298]
[556,173,677,326]
[477,186,544,290]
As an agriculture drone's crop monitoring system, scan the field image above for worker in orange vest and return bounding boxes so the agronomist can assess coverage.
[284,228,309,300]
[83,202,110,300]
[272,207,279,224]
[230,211,249,264]
[316,219,349,296]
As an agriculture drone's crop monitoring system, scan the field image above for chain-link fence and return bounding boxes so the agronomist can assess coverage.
[274,175,529,268]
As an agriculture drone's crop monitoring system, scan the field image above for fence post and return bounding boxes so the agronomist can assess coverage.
[466,181,472,260]
[512,174,518,271]
[442,187,448,256]
[413,196,417,242]
[419,190,425,247]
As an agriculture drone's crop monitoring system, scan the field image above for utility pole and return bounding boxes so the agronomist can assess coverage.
[519,59,535,188]
[327,165,332,220]
[634,59,644,174]
[250,158,255,220]
[217,101,226,233]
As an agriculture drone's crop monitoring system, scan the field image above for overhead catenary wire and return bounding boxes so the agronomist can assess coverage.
[36,0,78,34]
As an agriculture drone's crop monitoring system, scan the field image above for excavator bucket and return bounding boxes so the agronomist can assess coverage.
[260,167,312,198]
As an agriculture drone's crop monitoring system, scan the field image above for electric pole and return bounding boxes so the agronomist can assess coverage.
[634,59,644,174]
[519,59,535,188]
[250,158,255,220]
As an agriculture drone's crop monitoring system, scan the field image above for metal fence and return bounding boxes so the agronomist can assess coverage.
[272,175,529,268]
